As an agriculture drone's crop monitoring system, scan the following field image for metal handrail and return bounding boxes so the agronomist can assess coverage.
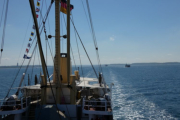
[83,98,112,112]
[0,96,31,110]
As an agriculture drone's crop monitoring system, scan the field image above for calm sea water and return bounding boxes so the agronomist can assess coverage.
[0,63,180,120]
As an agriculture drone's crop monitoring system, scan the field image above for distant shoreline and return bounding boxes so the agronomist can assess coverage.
[109,62,180,65]
[1,62,180,68]
[0,65,53,68]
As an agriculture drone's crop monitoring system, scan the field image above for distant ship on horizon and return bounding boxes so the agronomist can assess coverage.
[125,64,130,67]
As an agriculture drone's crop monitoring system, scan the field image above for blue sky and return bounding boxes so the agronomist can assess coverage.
[0,0,180,66]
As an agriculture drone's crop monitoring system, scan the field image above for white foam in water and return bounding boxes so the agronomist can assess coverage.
[109,70,178,120]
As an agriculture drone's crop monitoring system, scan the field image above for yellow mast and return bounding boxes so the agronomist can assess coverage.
[54,0,61,103]
[52,0,76,104]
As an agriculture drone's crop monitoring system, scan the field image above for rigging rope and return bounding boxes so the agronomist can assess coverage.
[85,0,101,71]
[39,4,71,119]
[71,14,86,89]
[43,22,48,65]
[33,1,64,120]
[62,12,77,69]
[45,0,53,56]
[30,48,37,85]
[17,15,32,65]
[72,11,107,94]
[70,45,77,70]
[62,13,77,70]
[80,0,92,36]
[0,0,9,64]
[70,17,98,78]
[0,0,6,27]
[37,47,42,74]
[85,0,108,92]
[4,0,53,98]
[5,42,38,99]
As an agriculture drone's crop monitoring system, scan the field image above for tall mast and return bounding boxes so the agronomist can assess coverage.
[67,0,70,85]
[54,0,61,84]
[54,0,61,103]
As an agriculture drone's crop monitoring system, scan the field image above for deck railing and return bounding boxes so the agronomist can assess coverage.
[82,98,112,112]
[0,96,31,111]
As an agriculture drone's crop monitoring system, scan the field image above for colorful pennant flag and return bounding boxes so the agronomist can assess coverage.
[36,8,40,12]
[60,0,74,14]
[27,43,31,47]
[31,32,34,36]
[23,54,31,59]
[36,14,39,18]
[29,38,32,41]
[32,25,35,29]
[26,48,29,53]
[37,2,40,6]
[70,5,74,11]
